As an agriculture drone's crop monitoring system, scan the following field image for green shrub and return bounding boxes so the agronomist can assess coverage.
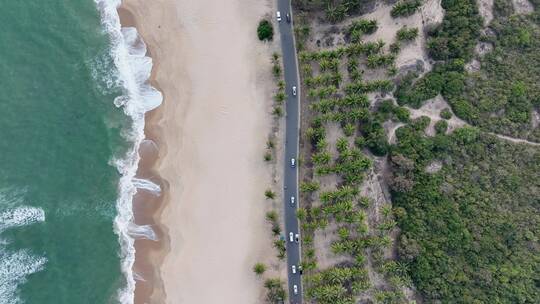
[434,120,448,134]
[253,263,267,275]
[440,108,452,119]
[257,19,273,41]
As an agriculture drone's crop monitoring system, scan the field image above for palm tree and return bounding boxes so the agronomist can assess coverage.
[274,91,286,103]
[271,223,281,236]
[272,106,283,117]
[297,208,307,221]
[271,52,279,64]
[265,189,276,199]
[253,262,266,275]
[265,210,278,222]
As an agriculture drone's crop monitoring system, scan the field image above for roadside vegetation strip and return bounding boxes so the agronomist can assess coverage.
[255,47,289,303]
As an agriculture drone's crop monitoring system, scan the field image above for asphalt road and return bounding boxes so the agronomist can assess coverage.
[276,1,302,303]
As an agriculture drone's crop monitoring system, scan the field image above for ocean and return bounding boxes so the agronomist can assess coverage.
[0,0,161,303]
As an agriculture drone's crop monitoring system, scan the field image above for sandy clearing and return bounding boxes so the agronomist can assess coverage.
[513,0,535,14]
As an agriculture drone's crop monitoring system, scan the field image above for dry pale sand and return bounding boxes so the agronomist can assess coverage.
[120,0,275,303]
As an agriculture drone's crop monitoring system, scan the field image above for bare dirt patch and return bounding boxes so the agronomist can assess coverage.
[406,95,468,135]
[512,0,534,14]
[478,0,494,26]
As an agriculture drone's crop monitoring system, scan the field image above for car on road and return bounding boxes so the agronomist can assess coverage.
[295,233,299,243]
[286,13,291,23]
[289,232,294,242]
[276,11,281,22]
[293,284,298,295]
[290,158,296,167]
[290,196,295,206]
[292,86,297,96]
[291,265,296,274]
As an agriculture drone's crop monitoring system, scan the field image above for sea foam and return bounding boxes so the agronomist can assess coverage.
[93,1,163,303]
[132,178,161,195]
[0,205,46,304]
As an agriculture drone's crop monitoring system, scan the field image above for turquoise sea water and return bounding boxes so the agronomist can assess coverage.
[0,1,160,303]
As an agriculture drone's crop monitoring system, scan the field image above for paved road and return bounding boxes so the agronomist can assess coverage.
[276,1,302,303]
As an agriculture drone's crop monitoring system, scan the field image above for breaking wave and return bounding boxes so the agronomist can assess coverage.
[94,0,162,303]
[0,205,46,304]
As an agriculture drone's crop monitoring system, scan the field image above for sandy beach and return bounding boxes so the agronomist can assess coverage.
[120,0,276,303]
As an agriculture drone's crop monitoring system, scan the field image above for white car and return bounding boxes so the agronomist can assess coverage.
[291,265,296,274]
[289,232,294,242]
[290,196,295,205]
[292,86,297,96]
[295,233,299,243]
[276,11,281,22]
[293,284,298,295]
[290,158,296,167]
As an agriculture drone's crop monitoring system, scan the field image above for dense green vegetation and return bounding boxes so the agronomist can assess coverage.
[458,15,540,141]
[257,19,274,41]
[397,11,540,141]
[395,0,483,108]
[293,1,540,303]
[391,126,540,303]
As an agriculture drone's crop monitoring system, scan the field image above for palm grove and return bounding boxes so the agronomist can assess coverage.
[290,0,540,303]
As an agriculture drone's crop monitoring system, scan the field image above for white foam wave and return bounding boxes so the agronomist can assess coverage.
[127,223,157,241]
[94,1,163,303]
[0,249,47,304]
[132,178,161,195]
[0,207,45,232]
[0,205,47,304]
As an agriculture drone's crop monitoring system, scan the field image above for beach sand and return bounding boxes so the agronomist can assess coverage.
[119,0,276,303]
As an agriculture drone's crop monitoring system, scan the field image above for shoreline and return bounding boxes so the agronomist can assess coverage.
[118,6,169,304]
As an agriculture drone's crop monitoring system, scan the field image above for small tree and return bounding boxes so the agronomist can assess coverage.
[257,20,273,41]
[435,120,448,134]
[264,151,272,161]
[265,189,276,199]
[253,262,267,275]
[265,210,278,222]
